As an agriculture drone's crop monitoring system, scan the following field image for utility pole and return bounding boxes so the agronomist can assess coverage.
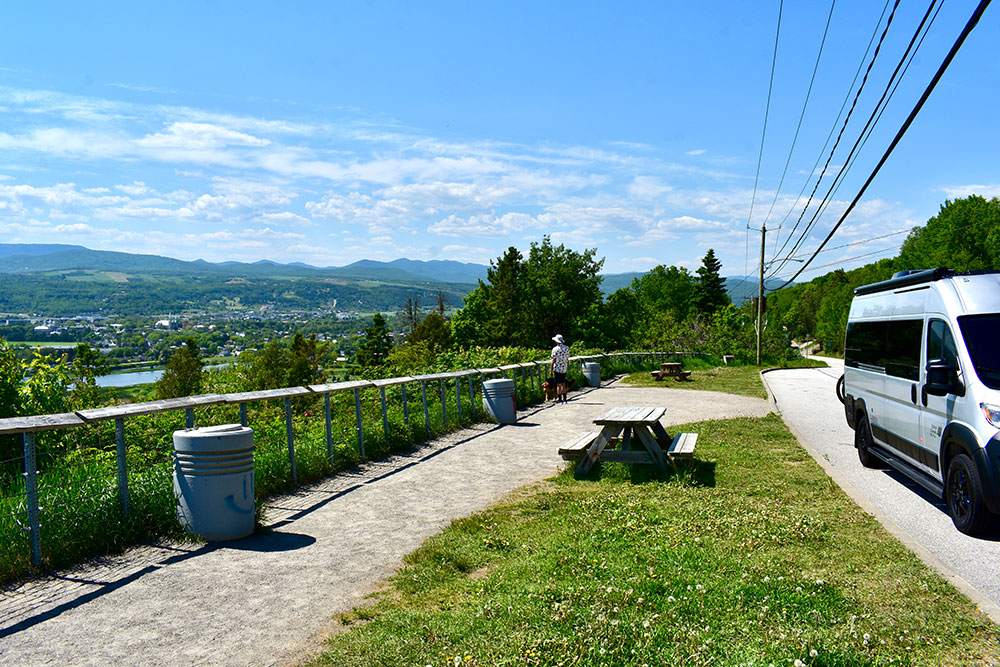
[756,224,766,366]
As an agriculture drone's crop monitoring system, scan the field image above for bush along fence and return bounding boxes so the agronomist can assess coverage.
[0,351,668,585]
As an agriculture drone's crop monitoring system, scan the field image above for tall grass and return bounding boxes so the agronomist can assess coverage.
[0,354,636,586]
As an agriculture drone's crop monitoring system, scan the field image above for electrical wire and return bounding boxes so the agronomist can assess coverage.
[770,0,894,255]
[762,0,838,247]
[767,0,902,277]
[803,0,947,224]
[742,0,784,303]
[768,0,944,279]
[770,0,993,290]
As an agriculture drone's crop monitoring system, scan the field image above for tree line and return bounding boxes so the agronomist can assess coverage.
[767,195,1000,354]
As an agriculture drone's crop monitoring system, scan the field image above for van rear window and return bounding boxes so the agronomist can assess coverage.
[958,314,1000,390]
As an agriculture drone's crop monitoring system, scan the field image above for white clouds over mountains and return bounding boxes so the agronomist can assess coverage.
[0,85,911,274]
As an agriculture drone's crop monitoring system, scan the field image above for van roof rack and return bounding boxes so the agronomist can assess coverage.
[853,267,953,296]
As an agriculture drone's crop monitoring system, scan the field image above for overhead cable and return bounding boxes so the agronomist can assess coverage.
[767,0,902,276]
[770,0,894,255]
[768,0,944,279]
[762,0,838,246]
[769,0,994,290]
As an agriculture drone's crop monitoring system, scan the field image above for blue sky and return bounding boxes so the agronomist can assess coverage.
[0,1,996,280]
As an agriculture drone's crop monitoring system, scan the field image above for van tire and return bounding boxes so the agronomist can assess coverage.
[946,453,991,535]
[855,414,884,469]
[836,374,846,404]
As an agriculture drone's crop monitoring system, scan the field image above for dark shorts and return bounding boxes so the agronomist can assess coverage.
[554,372,566,385]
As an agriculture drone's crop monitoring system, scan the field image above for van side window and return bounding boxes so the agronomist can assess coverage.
[927,319,960,384]
[884,319,922,381]
[845,319,921,379]
[846,320,887,370]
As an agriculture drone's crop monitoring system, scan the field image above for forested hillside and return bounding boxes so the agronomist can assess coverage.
[766,195,1000,353]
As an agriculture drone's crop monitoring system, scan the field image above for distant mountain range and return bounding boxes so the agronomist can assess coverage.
[0,244,489,285]
[0,244,786,315]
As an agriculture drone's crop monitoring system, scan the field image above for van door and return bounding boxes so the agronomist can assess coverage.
[919,318,962,478]
[879,319,924,459]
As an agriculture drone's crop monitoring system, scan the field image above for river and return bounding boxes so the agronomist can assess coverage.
[95,364,228,388]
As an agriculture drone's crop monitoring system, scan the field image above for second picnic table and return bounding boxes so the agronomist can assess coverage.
[558,406,697,475]
[651,362,692,381]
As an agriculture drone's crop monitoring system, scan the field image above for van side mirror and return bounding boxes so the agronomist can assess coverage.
[925,358,954,396]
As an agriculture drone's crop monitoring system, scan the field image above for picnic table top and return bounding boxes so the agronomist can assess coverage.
[660,362,682,369]
[593,406,666,425]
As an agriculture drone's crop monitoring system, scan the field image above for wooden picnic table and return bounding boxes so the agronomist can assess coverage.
[651,362,692,382]
[558,406,697,475]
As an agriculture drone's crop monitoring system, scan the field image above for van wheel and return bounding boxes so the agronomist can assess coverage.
[836,375,846,404]
[946,453,990,535]
[855,414,884,469]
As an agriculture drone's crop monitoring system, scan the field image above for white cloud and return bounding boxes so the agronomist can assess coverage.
[428,212,537,236]
[686,149,706,156]
[938,184,1000,199]
[136,122,271,150]
[255,211,313,227]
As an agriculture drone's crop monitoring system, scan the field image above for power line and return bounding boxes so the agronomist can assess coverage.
[769,0,947,279]
[768,0,901,270]
[770,0,893,252]
[762,0,838,246]
[769,0,994,290]
[745,0,784,231]
[742,0,784,304]
[785,227,911,262]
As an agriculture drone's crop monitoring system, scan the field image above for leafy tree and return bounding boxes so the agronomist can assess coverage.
[454,237,604,349]
[407,312,452,354]
[239,341,288,391]
[632,265,696,322]
[692,248,731,315]
[156,338,204,399]
[897,195,1000,272]
[356,313,393,367]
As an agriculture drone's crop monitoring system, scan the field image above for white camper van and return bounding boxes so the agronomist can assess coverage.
[843,268,1000,535]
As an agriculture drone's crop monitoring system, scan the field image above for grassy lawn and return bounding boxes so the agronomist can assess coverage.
[309,414,998,667]
[620,358,828,399]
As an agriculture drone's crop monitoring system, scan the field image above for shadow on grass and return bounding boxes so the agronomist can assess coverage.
[572,458,716,487]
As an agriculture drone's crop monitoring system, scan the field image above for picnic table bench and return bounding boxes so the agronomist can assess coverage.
[558,406,698,474]
[650,362,692,382]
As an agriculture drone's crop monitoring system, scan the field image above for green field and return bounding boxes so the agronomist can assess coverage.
[309,414,999,666]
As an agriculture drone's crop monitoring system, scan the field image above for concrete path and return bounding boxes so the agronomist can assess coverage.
[763,359,1000,624]
[0,380,771,667]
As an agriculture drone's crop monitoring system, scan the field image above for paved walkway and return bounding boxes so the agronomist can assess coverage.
[0,380,771,666]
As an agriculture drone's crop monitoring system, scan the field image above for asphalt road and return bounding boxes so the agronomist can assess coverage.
[764,358,1000,622]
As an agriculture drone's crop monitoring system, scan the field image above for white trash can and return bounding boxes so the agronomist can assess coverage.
[482,378,516,424]
[582,362,601,387]
[173,424,255,541]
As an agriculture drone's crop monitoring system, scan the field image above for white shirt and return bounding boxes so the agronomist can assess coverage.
[551,343,569,374]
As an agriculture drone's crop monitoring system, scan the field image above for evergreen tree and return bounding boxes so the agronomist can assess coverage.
[287,332,329,386]
[356,313,393,366]
[692,248,731,315]
[70,343,108,409]
[156,338,203,399]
